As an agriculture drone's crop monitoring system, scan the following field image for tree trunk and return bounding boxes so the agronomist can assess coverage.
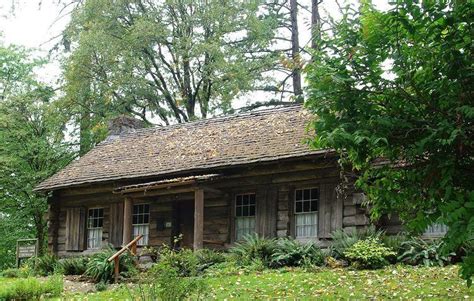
[311,0,321,50]
[289,0,303,102]
[34,213,47,256]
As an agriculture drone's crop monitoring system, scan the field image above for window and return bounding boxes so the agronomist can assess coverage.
[423,223,448,238]
[294,188,319,239]
[235,193,256,241]
[133,204,150,245]
[87,208,104,249]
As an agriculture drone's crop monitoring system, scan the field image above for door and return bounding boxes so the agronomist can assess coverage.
[177,200,194,248]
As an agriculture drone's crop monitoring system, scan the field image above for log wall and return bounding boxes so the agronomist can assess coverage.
[48,157,377,257]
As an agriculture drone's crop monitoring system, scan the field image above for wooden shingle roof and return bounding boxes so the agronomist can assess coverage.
[36,105,326,191]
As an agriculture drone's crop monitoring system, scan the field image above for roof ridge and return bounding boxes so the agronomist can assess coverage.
[102,104,303,143]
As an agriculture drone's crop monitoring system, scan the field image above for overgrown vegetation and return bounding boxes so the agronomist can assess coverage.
[0,275,63,300]
[344,238,396,269]
[306,0,474,284]
[398,237,454,267]
[59,256,90,276]
[85,247,137,283]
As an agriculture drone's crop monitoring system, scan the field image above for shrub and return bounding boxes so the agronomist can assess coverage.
[0,275,63,300]
[343,238,396,269]
[156,246,199,277]
[194,248,226,271]
[26,254,60,276]
[381,234,407,256]
[230,234,277,267]
[85,247,137,283]
[271,238,325,268]
[137,263,207,301]
[330,226,385,259]
[1,267,31,278]
[60,256,89,275]
[398,237,454,267]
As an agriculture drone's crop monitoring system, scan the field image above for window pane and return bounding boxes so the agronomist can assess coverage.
[249,194,256,205]
[243,195,249,205]
[310,200,318,212]
[236,195,242,206]
[295,212,318,238]
[295,201,302,213]
[98,208,103,217]
[303,201,310,212]
[144,204,149,213]
[97,218,103,228]
[296,190,302,201]
[143,214,149,224]
[303,189,310,200]
[243,206,249,216]
[249,205,255,216]
[311,189,319,200]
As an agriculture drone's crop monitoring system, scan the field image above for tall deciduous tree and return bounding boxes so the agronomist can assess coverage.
[0,45,73,267]
[61,0,281,154]
[306,1,473,284]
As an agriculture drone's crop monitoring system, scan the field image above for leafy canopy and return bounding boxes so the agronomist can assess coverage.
[306,0,473,284]
[62,0,280,153]
[0,44,74,269]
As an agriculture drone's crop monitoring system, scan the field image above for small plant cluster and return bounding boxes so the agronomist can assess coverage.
[343,238,396,269]
[329,227,457,270]
[230,234,325,270]
[85,247,137,283]
[0,275,63,300]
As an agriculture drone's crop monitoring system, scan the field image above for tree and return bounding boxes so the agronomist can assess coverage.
[61,0,281,154]
[306,1,473,284]
[0,45,73,267]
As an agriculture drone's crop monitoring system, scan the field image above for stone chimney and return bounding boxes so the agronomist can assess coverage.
[107,115,145,140]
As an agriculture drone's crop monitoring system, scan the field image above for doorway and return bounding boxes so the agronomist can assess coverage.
[176,200,194,248]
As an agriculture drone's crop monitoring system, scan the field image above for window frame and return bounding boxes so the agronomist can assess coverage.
[234,192,257,241]
[87,207,104,250]
[293,187,319,240]
[132,203,150,246]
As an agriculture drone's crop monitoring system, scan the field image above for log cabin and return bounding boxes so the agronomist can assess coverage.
[36,105,392,257]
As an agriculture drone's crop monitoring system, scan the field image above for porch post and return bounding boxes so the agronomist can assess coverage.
[122,197,133,245]
[193,188,204,250]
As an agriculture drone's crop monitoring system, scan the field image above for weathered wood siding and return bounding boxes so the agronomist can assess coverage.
[48,157,376,256]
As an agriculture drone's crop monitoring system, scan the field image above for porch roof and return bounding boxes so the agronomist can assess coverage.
[113,174,222,194]
[36,105,328,192]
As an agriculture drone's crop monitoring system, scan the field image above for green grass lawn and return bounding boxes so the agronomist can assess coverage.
[61,265,473,300]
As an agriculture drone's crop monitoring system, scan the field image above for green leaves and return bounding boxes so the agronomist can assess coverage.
[306,0,474,284]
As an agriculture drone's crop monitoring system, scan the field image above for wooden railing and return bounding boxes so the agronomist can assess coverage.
[108,234,143,283]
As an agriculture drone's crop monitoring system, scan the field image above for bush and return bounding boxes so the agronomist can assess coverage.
[271,238,325,268]
[398,237,454,267]
[26,254,60,276]
[156,246,199,277]
[95,281,108,292]
[59,256,89,275]
[0,275,63,300]
[230,234,277,267]
[137,263,207,301]
[343,238,396,269]
[85,247,137,283]
[330,226,384,259]
[1,267,31,278]
[381,234,406,256]
[194,248,226,271]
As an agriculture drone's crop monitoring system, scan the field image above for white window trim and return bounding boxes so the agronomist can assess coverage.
[87,207,104,250]
[235,193,256,241]
[132,203,150,246]
[294,187,319,240]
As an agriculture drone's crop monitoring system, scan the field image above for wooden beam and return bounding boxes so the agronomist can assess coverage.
[193,189,204,250]
[122,197,133,245]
